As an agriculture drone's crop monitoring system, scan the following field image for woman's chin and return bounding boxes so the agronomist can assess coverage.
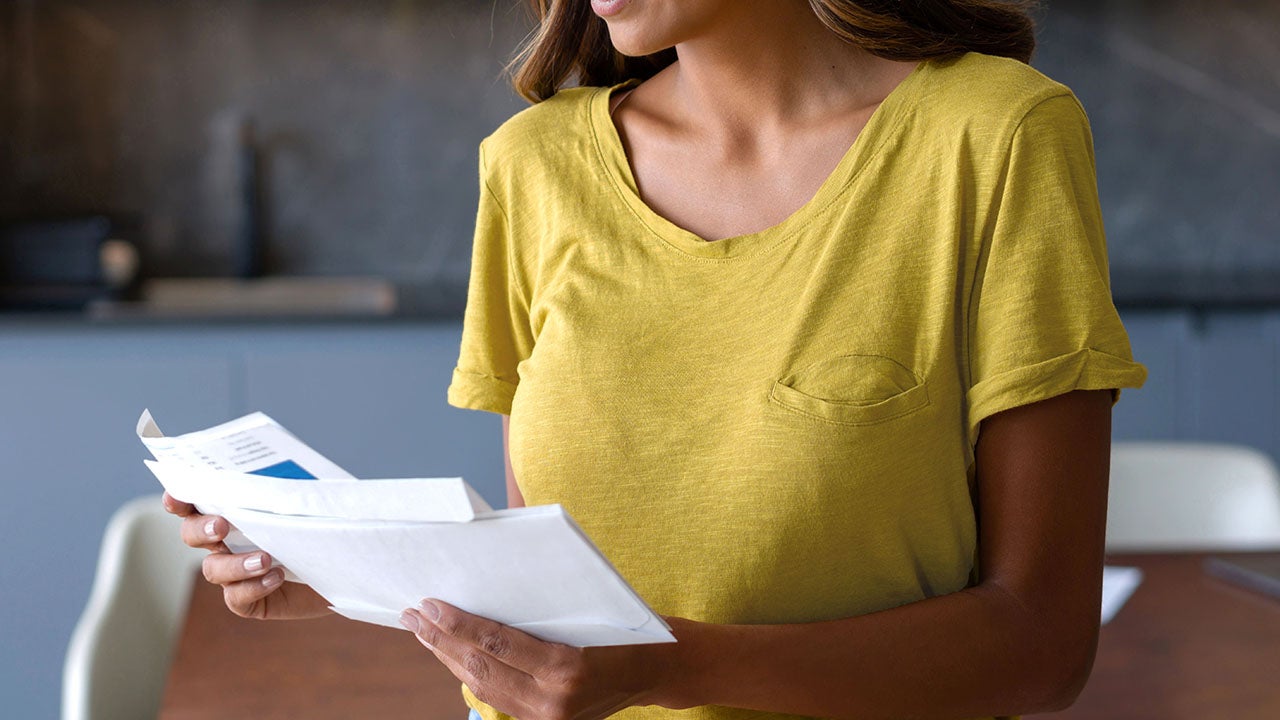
[593,0,688,58]
[609,39,671,58]
[602,24,677,58]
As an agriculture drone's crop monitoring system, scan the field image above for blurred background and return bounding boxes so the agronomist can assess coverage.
[1,0,1277,717]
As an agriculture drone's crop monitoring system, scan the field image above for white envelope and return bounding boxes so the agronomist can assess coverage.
[220,504,674,647]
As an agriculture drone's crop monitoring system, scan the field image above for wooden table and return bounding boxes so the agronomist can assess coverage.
[159,553,1280,719]
[158,579,467,720]
[1040,553,1280,719]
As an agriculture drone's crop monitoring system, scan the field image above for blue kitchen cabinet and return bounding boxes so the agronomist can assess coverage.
[0,328,236,720]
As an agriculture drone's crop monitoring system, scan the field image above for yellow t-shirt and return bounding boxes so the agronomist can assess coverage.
[448,52,1146,720]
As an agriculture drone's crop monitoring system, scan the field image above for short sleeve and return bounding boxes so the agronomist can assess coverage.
[446,144,534,415]
[965,93,1147,444]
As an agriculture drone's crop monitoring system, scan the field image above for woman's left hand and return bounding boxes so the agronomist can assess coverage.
[400,600,690,720]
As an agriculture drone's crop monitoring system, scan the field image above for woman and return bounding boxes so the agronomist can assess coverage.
[166,1,1147,718]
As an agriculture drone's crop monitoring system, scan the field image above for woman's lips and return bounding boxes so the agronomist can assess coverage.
[590,0,631,19]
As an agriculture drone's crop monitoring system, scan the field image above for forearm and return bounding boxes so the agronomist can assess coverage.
[662,582,1095,720]
[653,391,1112,719]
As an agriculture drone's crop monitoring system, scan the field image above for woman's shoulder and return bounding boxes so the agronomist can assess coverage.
[479,85,610,180]
[916,52,1083,135]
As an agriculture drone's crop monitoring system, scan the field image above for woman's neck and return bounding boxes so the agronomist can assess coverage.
[659,3,916,137]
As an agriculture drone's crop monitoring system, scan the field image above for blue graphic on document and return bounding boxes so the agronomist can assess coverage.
[249,460,317,480]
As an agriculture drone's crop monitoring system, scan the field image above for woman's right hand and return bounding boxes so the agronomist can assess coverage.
[163,492,332,620]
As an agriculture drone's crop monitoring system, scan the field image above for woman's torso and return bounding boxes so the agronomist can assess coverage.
[456,52,1130,720]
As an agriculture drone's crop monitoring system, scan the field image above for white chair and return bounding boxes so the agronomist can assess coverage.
[1107,442,1280,552]
[63,495,205,720]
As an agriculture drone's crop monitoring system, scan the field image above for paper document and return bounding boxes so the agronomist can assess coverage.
[137,409,353,480]
[1100,565,1143,625]
[138,409,368,570]
[139,411,674,647]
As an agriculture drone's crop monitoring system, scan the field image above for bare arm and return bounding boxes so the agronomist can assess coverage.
[405,390,1112,720]
[662,389,1111,717]
[503,415,526,509]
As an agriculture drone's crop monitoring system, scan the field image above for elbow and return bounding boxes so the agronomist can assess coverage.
[1023,620,1099,713]
[986,584,1101,715]
[1033,656,1095,712]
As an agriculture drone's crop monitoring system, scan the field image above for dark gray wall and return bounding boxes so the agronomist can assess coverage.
[1,0,530,288]
[3,1,1278,307]
[1033,0,1280,304]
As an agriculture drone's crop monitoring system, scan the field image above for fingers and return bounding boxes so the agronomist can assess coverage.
[203,550,285,619]
[401,604,538,717]
[424,600,573,679]
[202,550,274,585]
[221,569,286,618]
[165,494,226,552]
[403,600,555,683]
[162,492,196,517]
[180,513,230,551]
[165,495,330,621]
[417,634,537,719]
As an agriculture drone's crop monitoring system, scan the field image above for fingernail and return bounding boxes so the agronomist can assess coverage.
[399,611,419,632]
[243,555,264,572]
[261,571,283,589]
[204,519,218,539]
[419,599,441,622]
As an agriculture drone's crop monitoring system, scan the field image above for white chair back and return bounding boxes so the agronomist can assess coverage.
[1107,442,1280,552]
[62,495,205,720]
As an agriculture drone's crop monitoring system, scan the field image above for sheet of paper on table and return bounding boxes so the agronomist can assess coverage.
[1100,565,1143,625]
[138,411,675,647]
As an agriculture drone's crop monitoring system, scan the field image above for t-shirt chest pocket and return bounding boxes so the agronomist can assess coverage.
[769,354,930,426]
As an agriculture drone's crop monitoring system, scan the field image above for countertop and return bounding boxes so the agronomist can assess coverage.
[2,271,1279,327]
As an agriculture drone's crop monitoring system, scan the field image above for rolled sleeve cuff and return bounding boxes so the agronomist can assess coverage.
[966,347,1148,445]
[447,368,517,415]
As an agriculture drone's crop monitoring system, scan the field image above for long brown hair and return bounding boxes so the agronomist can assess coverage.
[509,0,1038,103]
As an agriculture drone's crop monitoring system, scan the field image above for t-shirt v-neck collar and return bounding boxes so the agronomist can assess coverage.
[590,61,929,260]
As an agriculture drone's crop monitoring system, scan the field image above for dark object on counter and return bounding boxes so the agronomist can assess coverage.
[238,119,268,279]
[0,215,141,310]
[1205,555,1280,602]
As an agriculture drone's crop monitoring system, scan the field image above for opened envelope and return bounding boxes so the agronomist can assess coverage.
[139,410,675,647]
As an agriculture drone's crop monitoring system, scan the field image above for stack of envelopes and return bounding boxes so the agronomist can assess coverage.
[137,410,674,647]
